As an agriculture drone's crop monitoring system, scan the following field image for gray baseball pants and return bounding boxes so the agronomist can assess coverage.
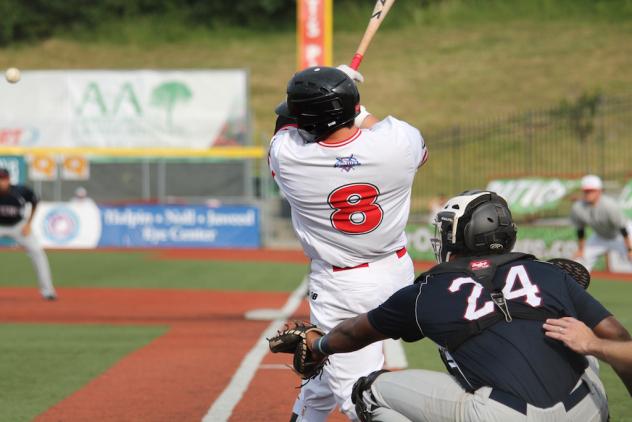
[0,220,55,297]
[366,357,608,422]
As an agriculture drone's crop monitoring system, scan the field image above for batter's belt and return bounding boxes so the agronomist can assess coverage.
[332,247,407,272]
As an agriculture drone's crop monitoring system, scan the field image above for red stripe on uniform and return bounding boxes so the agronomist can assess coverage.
[332,247,407,272]
[318,128,361,148]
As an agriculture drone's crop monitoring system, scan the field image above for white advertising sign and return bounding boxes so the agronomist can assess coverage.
[32,201,101,248]
[0,70,247,149]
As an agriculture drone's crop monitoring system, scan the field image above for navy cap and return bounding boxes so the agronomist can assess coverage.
[0,168,9,179]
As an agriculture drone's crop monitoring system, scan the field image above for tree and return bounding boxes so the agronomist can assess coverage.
[150,81,193,128]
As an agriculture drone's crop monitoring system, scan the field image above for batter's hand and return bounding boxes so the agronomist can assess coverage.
[21,223,31,236]
[337,64,364,84]
[543,317,597,355]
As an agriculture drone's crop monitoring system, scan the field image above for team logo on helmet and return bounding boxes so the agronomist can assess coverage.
[334,154,361,172]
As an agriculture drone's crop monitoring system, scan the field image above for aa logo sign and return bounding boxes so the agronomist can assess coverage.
[0,70,247,149]
[76,81,193,130]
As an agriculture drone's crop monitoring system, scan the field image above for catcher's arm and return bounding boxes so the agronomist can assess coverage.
[309,314,388,359]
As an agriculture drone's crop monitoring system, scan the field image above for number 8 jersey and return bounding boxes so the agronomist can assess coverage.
[268,116,427,268]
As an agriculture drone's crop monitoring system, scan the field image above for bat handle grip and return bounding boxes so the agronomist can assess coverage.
[350,53,364,70]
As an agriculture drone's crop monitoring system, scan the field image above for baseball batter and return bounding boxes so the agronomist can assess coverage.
[0,168,56,300]
[308,191,630,421]
[269,65,427,421]
[570,174,632,271]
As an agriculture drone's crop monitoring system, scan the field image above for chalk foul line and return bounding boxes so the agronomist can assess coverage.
[202,277,308,422]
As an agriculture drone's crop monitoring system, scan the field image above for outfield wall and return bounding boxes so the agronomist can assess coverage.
[28,201,260,248]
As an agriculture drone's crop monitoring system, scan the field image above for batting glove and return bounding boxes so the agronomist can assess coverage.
[337,64,364,84]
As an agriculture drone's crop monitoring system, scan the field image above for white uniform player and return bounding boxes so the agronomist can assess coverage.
[571,174,632,272]
[0,168,56,300]
[269,66,428,421]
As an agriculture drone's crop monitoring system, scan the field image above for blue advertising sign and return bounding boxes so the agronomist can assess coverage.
[98,205,260,248]
[0,155,27,184]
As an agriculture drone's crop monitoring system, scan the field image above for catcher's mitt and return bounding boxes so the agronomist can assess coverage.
[547,258,590,290]
[268,321,328,381]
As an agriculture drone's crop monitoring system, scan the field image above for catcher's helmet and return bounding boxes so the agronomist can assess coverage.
[431,190,517,263]
[275,66,360,143]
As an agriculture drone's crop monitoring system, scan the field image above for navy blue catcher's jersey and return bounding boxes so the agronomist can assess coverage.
[0,185,38,226]
[367,257,611,409]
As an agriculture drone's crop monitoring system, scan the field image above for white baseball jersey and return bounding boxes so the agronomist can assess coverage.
[269,116,427,268]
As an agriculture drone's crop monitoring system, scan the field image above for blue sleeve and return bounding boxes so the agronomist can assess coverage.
[367,284,424,342]
[564,273,611,328]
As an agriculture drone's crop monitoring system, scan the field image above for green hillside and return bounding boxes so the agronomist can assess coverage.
[1,1,630,142]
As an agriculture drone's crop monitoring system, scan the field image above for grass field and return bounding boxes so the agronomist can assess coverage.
[0,250,630,420]
[0,250,308,291]
[0,324,167,422]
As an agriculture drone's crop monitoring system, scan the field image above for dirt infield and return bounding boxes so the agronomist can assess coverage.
[0,287,347,421]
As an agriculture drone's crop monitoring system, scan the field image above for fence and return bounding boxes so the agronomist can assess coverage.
[0,147,264,205]
[411,93,632,217]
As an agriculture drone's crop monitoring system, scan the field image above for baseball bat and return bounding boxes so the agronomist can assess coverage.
[350,0,397,70]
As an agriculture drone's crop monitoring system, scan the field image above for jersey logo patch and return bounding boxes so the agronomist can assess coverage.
[470,259,491,271]
[334,154,361,172]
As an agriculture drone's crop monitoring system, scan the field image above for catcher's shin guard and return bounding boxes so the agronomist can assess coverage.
[351,370,390,422]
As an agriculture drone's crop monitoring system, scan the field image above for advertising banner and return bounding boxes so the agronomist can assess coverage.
[0,155,26,184]
[0,70,248,149]
[486,178,580,216]
[62,155,90,180]
[619,179,632,219]
[297,0,332,69]
[31,201,102,248]
[29,154,57,181]
[98,205,260,248]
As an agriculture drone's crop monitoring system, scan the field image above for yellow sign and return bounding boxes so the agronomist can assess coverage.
[29,154,57,181]
[62,155,90,180]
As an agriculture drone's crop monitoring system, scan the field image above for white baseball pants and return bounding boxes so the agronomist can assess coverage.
[367,356,608,422]
[579,232,631,272]
[293,250,415,421]
[0,220,55,297]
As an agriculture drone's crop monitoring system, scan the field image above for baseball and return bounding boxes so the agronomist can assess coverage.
[5,67,21,83]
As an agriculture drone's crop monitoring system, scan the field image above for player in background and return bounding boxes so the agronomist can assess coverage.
[0,168,56,300]
[307,190,629,421]
[269,65,428,421]
[571,174,632,272]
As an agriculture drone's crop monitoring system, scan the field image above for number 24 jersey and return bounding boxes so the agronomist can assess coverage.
[268,116,427,268]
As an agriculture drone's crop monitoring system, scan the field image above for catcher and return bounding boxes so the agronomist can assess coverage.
[270,190,631,421]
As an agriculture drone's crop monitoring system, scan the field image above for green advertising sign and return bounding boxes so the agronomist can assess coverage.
[0,155,26,184]
[405,224,603,268]
[486,178,580,216]
[619,179,632,219]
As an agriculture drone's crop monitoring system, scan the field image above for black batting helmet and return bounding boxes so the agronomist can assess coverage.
[275,66,360,143]
[431,190,517,263]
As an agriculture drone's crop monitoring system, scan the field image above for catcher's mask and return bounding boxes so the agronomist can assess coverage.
[431,190,517,263]
[275,66,360,143]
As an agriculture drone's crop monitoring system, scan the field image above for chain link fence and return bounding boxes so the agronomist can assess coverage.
[34,158,257,205]
[411,93,632,218]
